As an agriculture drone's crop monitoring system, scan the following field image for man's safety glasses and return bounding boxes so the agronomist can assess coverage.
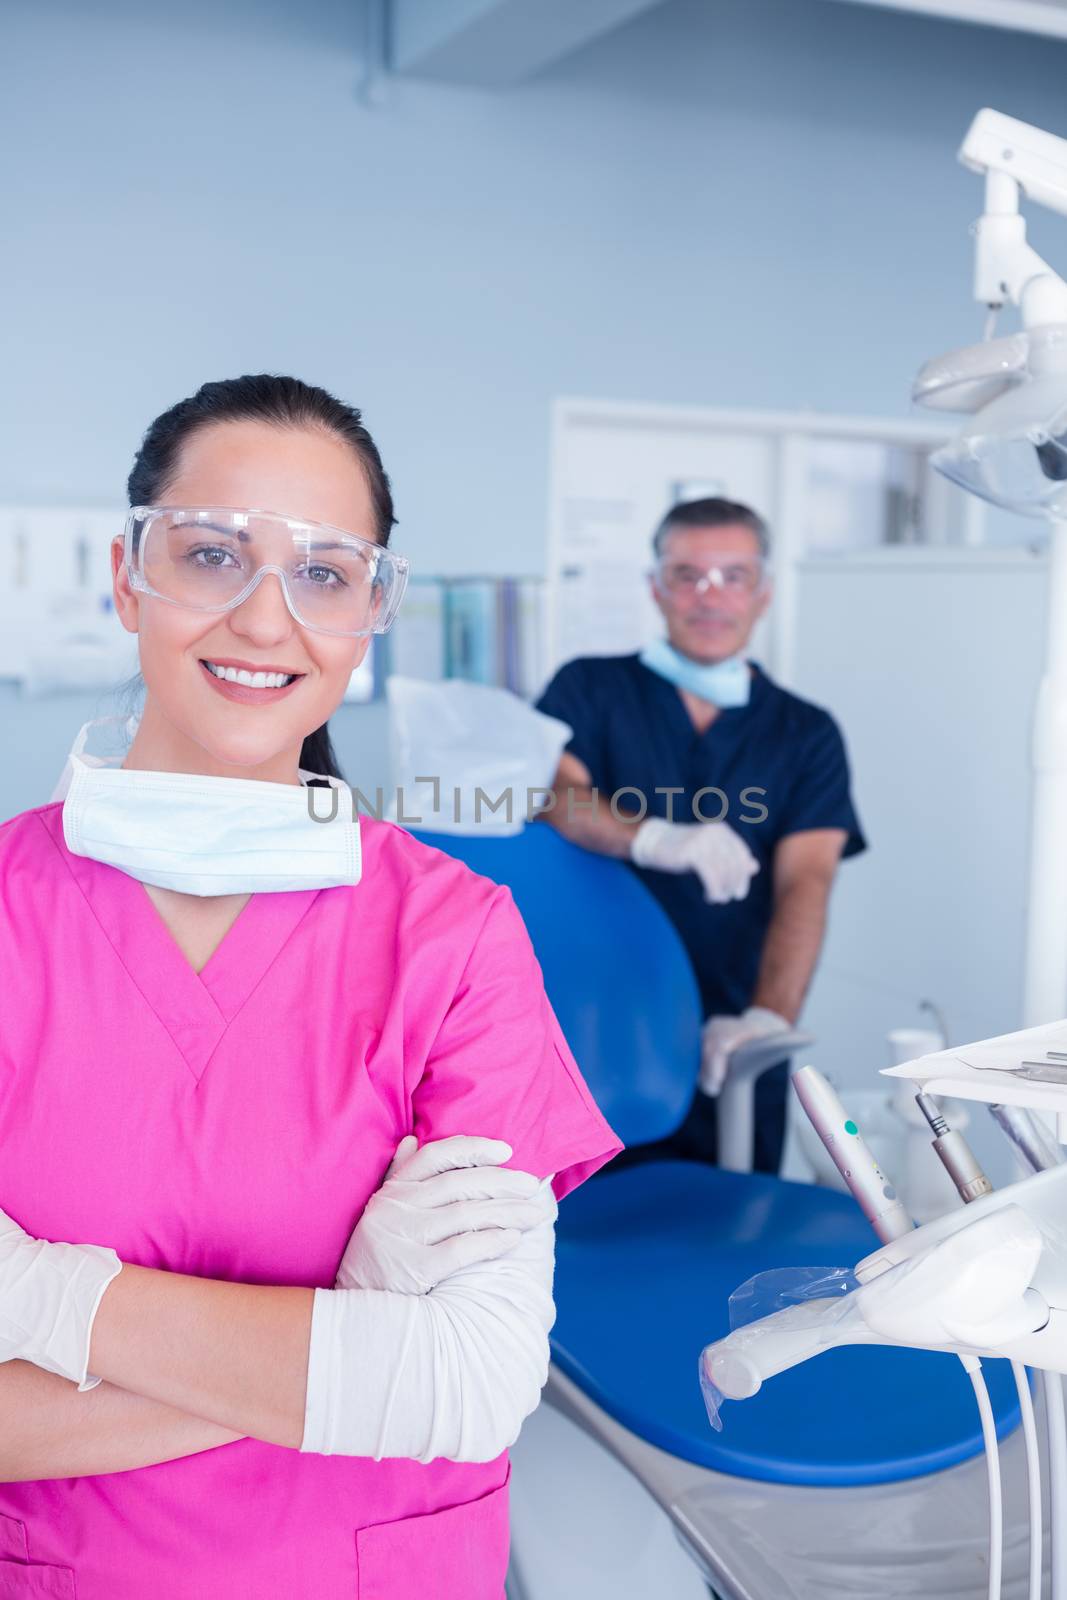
[655,561,766,597]
[124,506,410,638]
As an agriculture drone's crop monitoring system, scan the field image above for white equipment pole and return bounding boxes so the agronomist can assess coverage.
[1023,519,1067,1025]
[916,114,1067,1025]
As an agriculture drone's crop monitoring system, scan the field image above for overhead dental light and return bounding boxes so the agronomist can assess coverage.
[916,112,1067,360]
[934,325,1067,514]
[915,108,1067,508]
[913,110,1067,1025]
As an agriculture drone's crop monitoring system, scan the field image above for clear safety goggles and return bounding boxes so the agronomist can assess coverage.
[655,560,768,598]
[124,506,410,638]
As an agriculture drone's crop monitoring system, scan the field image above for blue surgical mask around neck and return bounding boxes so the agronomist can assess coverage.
[639,638,751,709]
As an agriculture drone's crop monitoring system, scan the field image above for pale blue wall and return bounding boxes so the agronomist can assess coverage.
[4,0,1067,570]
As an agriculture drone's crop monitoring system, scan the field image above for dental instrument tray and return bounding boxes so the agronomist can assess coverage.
[883,1017,1067,1138]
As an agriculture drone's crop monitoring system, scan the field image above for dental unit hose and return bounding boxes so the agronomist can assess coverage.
[915,1093,1038,1600]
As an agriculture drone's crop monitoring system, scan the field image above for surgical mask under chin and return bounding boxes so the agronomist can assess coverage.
[60,724,360,896]
[639,638,751,709]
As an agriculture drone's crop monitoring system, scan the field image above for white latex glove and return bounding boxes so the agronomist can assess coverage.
[304,1186,559,1463]
[0,1203,122,1389]
[630,817,758,904]
[699,1005,791,1097]
[337,1134,550,1297]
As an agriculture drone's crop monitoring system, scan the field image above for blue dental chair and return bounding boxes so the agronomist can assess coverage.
[416,823,1026,1599]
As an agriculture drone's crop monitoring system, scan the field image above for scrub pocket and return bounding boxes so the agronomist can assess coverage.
[0,1515,75,1599]
[355,1472,510,1600]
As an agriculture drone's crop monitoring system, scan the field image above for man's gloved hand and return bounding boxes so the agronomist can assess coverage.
[337,1134,551,1297]
[699,1006,792,1097]
[630,817,759,905]
[0,1203,122,1388]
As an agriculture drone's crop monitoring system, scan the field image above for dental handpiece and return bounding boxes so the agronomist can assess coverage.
[915,1093,994,1203]
[793,1065,914,1243]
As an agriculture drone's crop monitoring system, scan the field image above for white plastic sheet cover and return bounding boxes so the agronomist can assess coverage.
[386,676,572,836]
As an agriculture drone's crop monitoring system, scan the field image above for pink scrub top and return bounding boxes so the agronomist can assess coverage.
[0,803,621,1600]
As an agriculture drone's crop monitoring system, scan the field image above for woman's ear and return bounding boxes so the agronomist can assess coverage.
[352,635,372,672]
[111,535,139,634]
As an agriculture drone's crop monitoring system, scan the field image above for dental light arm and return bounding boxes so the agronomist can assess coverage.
[913,111,1067,415]
[963,110,1067,326]
[964,111,1067,224]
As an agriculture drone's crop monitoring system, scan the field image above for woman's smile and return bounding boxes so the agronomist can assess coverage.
[199,654,306,704]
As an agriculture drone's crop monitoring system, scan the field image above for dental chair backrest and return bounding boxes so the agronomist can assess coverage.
[413,821,702,1146]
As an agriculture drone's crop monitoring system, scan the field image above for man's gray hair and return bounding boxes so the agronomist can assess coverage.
[652,497,771,563]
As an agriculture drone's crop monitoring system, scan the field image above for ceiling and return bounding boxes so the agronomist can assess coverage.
[386,0,1067,89]
[825,0,1067,42]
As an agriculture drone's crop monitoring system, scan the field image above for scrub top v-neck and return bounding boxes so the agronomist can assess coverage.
[62,850,322,1082]
[0,802,620,1600]
[537,653,866,1017]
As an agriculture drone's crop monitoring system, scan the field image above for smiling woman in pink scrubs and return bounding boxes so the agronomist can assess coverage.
[0,376,620,1598]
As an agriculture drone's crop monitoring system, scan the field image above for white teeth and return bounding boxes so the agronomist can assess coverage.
[204,662,295,689]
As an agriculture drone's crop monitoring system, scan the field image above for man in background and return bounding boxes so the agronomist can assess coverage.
[536,497,866,1171]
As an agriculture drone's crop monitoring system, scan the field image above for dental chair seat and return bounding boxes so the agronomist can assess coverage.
[552,1159,1020,1486]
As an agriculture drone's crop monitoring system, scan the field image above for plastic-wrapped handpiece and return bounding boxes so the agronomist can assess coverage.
[702,1293,870,1405]
[699,1207,1051,1419]
[699,1265,859,1429]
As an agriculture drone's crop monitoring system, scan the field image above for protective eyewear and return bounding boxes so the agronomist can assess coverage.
[124,506,410,638]
[655,560,766,597]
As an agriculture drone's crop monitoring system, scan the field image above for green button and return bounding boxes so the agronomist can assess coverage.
[844,1120,859,1136]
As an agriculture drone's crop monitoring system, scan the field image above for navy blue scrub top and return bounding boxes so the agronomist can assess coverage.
[536,654,867,1019]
